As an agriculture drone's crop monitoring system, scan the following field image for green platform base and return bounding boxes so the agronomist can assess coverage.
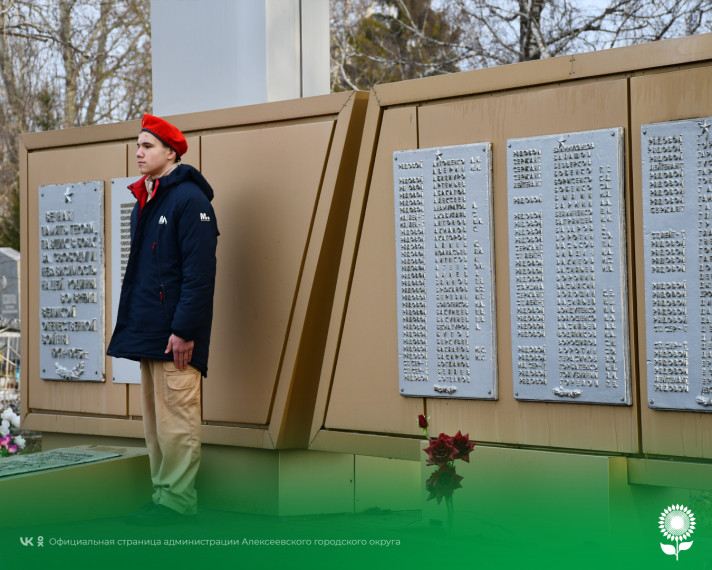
[0,445,150,528]
[3,435,422,523]
[198,445,421,516]
[5,439,712,567]
[420,444,712,566]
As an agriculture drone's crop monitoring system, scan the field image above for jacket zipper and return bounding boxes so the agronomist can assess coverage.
[153,241,165,304]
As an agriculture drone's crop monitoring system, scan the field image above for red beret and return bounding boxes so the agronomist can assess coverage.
[141,114,188,157]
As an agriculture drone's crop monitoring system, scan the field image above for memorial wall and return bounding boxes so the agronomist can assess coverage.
[20,92,368,449]
[310,34,712,462]
[19,34,712,465]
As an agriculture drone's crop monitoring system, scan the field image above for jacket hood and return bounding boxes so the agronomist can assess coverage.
[162,164,215,201]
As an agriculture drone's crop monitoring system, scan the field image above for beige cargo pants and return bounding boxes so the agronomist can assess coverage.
[140,359,202,515]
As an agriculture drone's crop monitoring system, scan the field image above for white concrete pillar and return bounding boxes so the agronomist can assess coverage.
[151,0,329,116]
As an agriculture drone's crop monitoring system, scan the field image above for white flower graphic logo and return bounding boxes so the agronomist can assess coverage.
[659,504,695,560]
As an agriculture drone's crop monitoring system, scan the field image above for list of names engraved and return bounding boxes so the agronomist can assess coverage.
[110,177,141,383]
[507,129,630,404]
[394,143,497,399]
[642,117,712,411]
[39,181,104,381]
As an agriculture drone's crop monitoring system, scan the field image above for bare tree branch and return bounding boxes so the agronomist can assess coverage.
[0,0,152,247]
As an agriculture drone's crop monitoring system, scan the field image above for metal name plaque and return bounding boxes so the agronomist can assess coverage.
[642,117,712,411]
[394,143,497,399]
[39,181,104,382]
[507,128,630,404]
[110,177,140,384]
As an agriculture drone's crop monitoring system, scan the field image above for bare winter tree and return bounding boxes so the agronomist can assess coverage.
[27,0,152,127]
[0,0,152,249]
[332,0,712,89]
[331,0,371,90]
[331,0,462,90]
[0,0,38,249]
[443,0,712,67]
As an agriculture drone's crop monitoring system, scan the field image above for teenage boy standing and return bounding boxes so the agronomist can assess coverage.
[108,114,219,525]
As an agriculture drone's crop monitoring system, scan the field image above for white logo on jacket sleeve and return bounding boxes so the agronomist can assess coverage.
[158,215,167,225]
[200,212,211,222]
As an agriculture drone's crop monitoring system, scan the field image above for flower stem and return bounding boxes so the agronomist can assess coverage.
[445,496,454,531]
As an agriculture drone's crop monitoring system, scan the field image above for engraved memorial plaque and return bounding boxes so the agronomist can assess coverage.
[642,117,712,411]
[0,247,20,329]
[39,181,104,382]
[110,177,140,384]
[394,143,497,399]
[0,448,120,478]
[507,129,630,404]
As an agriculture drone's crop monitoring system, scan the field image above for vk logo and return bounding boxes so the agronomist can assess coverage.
[158,215,167,225]
[200,212,210,222]
[20,537,34,546]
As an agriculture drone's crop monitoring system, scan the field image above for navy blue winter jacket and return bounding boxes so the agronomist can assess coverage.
[107,164,219,376]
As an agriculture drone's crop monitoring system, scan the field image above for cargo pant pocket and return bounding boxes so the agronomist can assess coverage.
[162,361,201,407]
